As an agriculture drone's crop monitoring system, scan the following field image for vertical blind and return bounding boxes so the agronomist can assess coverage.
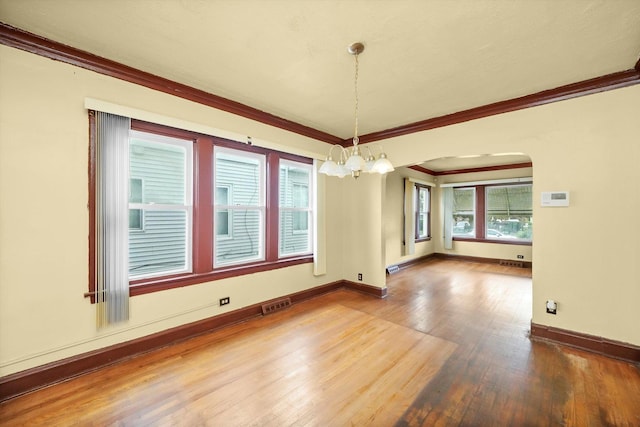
[95,111,131,327]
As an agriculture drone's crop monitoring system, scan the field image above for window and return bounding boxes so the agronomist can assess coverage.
[486,185,532,241]
[214,147,265,267]
[415,184,431,240]
[89,114,314,298]
[451,183,532,244]
[128,131,193,279]
[453,187,475,237]
[279,160,312,256]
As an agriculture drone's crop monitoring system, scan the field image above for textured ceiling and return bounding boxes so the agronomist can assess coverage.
[1,0,639,147]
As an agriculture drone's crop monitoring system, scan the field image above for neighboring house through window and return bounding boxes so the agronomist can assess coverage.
[128,131,193,280]
[129,178,144,230]
[90,114,314,298]
[279,160,312,257]
[215,185,232,239]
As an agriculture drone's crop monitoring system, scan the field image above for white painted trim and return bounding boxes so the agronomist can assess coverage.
[439,177,532,187]
[408,177,436,187]
[85,97,324,160]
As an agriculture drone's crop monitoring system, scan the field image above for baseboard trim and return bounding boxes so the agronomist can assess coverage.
[434,253,532,268]
[343,280,388,298]
[0,279,381,402]
[530,322,640,363]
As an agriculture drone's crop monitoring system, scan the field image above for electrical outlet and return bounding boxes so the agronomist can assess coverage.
[546,300,557,315]
[219,297,230,306]
[517,255,524,259]
[357,273,363,281]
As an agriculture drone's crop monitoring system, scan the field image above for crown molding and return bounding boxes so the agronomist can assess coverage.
[2,21,639,148]
[354,69,640,144]
[409,162,532,177]
[0,22,343,145]
[435,162,533,176]
[408,165,437,176]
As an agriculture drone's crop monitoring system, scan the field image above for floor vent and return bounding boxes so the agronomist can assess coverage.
[386,265,400,275]
[261,298,292,315]
[499,260,524,268]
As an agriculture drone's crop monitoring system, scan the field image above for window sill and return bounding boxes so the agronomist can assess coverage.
[453,237,532,246]
[129,255,313,297]
[415,237,432,243]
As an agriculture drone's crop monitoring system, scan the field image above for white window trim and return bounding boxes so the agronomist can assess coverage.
[279,160,313,257]
[128,130,194,281]
[213,146,266,268]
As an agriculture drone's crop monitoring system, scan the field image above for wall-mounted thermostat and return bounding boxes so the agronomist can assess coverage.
[541,191,570,207]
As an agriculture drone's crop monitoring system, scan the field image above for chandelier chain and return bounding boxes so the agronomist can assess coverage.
[353,52,359,146]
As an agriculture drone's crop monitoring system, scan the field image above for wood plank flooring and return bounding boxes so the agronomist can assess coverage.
[1,258,639,426]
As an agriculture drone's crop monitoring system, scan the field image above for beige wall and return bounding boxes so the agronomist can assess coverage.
[0,46,352,376]
[384,167,436,267]
[378,84,640,346]
[2,43,639,378]
[384,166,534,267]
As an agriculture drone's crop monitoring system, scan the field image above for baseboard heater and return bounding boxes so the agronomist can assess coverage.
[386,265,400,275]
[261,297,292,315]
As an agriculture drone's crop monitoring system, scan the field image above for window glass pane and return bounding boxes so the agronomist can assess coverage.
[215,209,263,264]
[130,139,187,204]
[453,188,475,236]
[215,149,263,207]
[486,185,532,241]
[129,210,189,277]
[214,147,265,266]
[129,178,143,230]
[128,132,192,279]
[215,186,231,238]
[279,161,312,256]
[280,211,311,254]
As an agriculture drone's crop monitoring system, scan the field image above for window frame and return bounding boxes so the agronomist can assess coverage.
[452,182,532,246]
[88,114,313,300]
[414,183,431,242]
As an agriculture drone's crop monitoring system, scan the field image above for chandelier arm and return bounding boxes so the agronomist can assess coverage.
[326,144,347,160]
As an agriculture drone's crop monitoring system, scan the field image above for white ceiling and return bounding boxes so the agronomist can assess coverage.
[1,0,639,156]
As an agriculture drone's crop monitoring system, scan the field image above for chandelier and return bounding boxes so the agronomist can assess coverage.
[319,42,394,179]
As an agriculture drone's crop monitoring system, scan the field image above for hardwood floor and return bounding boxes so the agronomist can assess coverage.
[2,259,639,426]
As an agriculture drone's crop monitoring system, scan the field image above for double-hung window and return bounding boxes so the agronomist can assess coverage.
[213,147,266,267]
[452,187,475,237]
[451,183,532,243]
[279,160,312,256]
[128,131,193,279]
[89,114,314,299]
[415,184,431,241]
[485,184,532,241]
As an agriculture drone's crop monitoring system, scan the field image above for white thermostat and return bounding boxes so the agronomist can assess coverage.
[541,191,569,207]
